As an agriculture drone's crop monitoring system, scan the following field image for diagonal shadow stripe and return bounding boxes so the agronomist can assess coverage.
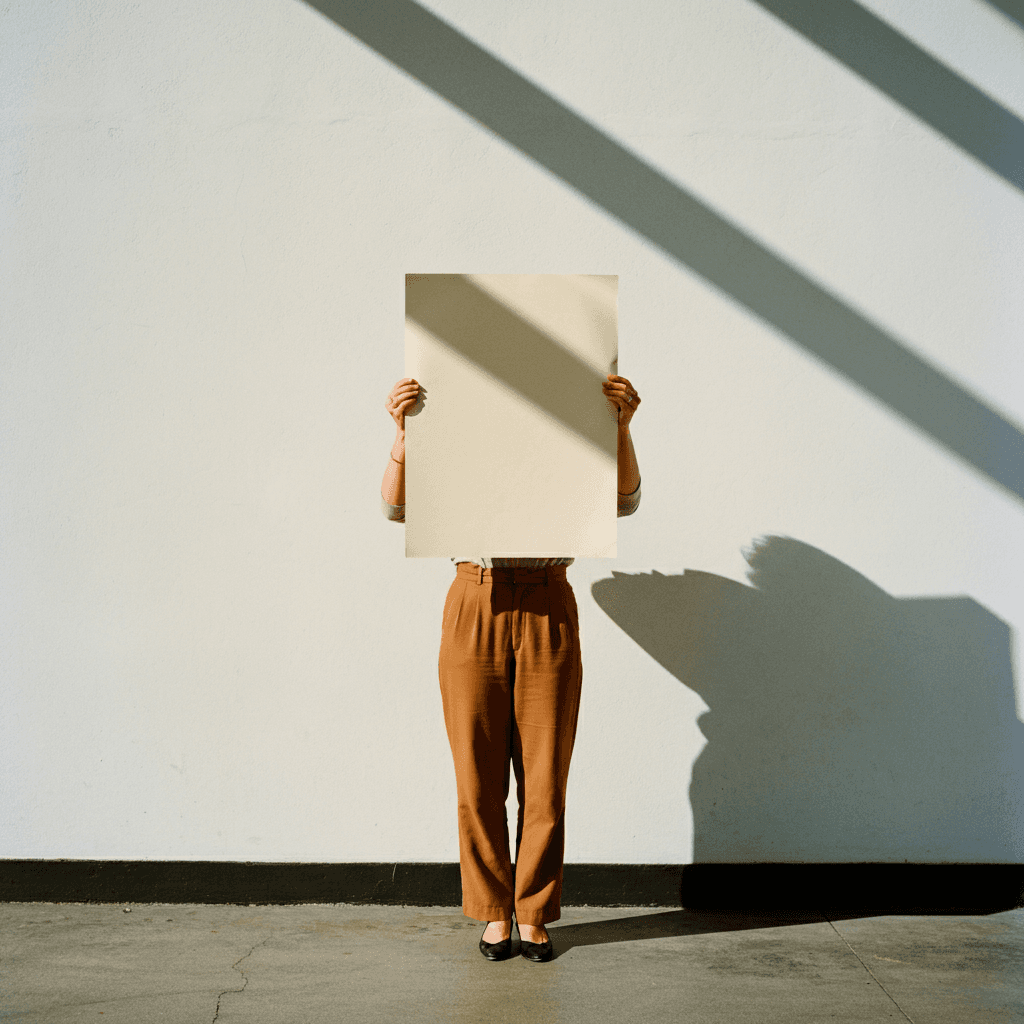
[304,0,1024,504]
[983,0,1024,29]
[751,0,1024,193]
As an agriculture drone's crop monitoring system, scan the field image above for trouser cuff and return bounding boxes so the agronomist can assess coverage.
[463,903,513,922]
[514,906,561,926]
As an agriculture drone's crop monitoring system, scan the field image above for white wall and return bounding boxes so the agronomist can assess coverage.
[2,0,1022,863]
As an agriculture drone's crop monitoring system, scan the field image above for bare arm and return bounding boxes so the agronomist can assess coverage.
[381,428,406,506]
[617,426,640,495]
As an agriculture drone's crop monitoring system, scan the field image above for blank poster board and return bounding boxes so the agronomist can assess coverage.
[404,274,619,559]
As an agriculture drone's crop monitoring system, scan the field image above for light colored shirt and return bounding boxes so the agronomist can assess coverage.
[380,479,641,568]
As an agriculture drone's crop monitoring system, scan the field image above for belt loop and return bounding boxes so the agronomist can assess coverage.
[477,564,483,586]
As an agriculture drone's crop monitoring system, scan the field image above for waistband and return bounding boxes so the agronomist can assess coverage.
[454,562,569,585]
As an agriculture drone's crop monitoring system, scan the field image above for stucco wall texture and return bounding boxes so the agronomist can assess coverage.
[2,0,1022,863]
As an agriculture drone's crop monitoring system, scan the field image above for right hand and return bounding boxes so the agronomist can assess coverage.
[385,378,424,433]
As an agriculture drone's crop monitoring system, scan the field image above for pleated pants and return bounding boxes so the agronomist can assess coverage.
[438,562,583,926]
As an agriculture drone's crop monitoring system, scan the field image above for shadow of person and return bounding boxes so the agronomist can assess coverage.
[590,536,1024,895]
[545,908,832,958]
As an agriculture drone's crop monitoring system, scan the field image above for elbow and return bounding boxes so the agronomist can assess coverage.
[381,497,407,523]
[616,482,641,518]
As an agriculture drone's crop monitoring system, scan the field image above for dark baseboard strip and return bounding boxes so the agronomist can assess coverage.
[1,861,1021,913]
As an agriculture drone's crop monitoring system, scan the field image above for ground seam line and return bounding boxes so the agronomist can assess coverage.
[827,918,915,1024]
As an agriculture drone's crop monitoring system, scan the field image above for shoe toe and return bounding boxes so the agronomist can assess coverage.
[520,939,553,962]
[479,936,513,961]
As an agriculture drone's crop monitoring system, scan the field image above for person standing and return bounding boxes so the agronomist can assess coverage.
[381,374,641,961]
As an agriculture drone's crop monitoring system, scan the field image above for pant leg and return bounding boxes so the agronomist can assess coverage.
[510,576,583,926]
[437,572,515,922]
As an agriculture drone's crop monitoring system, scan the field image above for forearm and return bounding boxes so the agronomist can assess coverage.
[381,429,406,505]
[617,426,640,495]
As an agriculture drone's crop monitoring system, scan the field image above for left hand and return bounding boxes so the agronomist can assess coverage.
[603,374,641,430]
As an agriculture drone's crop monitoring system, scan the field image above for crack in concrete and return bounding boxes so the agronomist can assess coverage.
[211,938,268,1023]
[827,919,915,1023]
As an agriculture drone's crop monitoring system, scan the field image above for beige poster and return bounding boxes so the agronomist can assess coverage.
[404,274,619,558]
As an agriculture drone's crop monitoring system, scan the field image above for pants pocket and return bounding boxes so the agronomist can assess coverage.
[441,578,465,639]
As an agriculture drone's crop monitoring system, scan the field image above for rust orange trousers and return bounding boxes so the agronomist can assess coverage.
[438,562,583,926]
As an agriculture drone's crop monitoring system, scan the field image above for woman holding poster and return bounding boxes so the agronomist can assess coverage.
[381,373,641,962]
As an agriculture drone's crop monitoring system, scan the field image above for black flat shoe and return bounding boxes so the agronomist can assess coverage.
[519,939,553,962]
[479,927,513,961]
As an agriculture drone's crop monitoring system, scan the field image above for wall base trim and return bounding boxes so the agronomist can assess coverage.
[1,861,1020,912]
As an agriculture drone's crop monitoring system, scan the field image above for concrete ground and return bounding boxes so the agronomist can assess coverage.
[1,903,1021,1023]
